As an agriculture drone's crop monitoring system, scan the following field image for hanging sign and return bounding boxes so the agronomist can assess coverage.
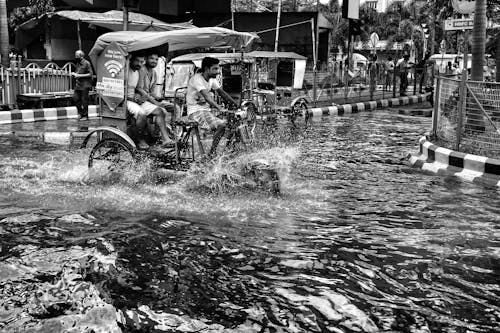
[444,18,474,31]
[451,0,475,14]
[95,41,126,111]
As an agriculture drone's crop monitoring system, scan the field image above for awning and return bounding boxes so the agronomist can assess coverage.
[89,28,260,66]
[53,10,196,31]
[16,10,196,33]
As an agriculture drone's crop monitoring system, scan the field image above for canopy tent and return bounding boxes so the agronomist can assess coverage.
[53,10,196,32]
[17,10,195,33]
[89,28,260,66]
[15,10,196,55]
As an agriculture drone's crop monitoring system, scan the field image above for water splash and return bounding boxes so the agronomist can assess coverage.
[181,147,299,194]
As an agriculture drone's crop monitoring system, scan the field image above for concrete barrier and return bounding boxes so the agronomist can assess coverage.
[408,136,500,187]
[305,93,429,117]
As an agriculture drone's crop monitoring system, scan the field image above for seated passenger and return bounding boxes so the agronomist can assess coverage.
[135,50,176,147]
[186,57,238,158]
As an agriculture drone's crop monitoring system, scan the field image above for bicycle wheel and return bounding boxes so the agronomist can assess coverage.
[88,138,136,171]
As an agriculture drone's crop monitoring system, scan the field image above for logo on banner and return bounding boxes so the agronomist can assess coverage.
[104,59,123,78]
[96,41,126,111]
[451,0,475,14]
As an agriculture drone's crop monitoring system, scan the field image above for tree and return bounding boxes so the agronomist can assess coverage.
[0,0,8,67]
[318,0,347,55]
[471,0,487,80]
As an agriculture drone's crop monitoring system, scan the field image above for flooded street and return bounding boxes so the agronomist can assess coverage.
[1,111,499,332]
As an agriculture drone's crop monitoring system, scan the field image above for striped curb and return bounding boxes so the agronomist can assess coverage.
[408,136,500,187]
[397,108,432,117]
[0,105,99,125]
[0,128,99,145]
[305,93,430,117]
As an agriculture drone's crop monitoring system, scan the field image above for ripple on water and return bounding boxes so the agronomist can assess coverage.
[0,113,499,332]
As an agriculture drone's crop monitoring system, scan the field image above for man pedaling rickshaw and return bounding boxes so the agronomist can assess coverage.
[186,56,239,159]
[126,51,176,150]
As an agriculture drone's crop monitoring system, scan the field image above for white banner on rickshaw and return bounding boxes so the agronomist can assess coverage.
[96,41,126,111]
[96,78,124,98]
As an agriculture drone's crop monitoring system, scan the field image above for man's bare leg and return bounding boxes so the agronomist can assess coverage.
[135,114,149,149]
[209,122,226,157]
[150,108,174,144]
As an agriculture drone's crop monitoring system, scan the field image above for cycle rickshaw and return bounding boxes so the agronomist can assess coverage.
[79,28,280,192]
[165,51,310,123]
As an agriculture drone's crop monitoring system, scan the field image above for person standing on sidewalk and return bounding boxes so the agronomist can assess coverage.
[396,54,410,96]
[72,50,93,120]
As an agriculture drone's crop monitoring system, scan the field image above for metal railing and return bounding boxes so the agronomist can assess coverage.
[304,63,431,106]
[0,61,76,106]
[433,76,500,158]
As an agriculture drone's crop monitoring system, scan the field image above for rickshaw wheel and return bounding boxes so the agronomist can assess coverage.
[88,138,136,171]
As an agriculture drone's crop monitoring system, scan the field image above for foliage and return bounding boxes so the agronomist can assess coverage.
[8,0,54,43]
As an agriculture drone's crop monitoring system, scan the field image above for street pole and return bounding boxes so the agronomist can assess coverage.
[123,5,129,31]
[77,20,82,50]
[274,0,282,52]
[231,0,235,30]
[311,18,318,107]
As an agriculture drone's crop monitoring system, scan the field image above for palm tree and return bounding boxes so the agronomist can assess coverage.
[471,0,487,80]
[0,0,9,67]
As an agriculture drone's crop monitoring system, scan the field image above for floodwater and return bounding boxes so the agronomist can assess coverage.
[0,111,499,333]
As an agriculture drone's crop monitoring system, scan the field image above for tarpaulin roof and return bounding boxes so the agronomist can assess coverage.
[246,51,307,60]
[17,10,195,33]
[89,28,260,66]
[171,52,255,64]
[53,10,196,31]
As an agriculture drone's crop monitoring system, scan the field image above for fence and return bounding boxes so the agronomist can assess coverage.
[433,76,500,158]
[304,61,433,106]
[0,61,75,106]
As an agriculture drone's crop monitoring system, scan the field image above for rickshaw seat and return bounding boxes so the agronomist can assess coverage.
[174,116,199,127]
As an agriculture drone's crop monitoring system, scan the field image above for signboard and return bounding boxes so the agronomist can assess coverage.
[369,32,379,49]
[95,41,126,111]
[451,0,475,14]
[444,19,474,31]
[342,0,359,20]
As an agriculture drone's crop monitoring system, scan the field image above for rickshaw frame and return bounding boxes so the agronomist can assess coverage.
[81,28,259,171]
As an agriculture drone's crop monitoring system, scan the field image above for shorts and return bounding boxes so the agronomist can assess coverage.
[188,110,225,130]
[140,101,159,116]
[127,100,161,118]
[126,100,142,119]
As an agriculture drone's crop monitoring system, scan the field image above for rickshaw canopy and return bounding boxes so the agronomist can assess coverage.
[89,27,259,66]
[246,51,307,60]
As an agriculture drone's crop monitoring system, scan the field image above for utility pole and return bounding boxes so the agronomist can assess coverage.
[231,0,235,30]
[123,5,129,31]
[274,0,282,52]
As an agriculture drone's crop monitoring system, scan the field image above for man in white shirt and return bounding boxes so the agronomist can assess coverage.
[186,57,238,158]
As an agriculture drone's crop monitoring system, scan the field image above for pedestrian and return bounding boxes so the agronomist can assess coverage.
[72,50,93,120]
[396,54,410,96]
[385,56,395,91]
